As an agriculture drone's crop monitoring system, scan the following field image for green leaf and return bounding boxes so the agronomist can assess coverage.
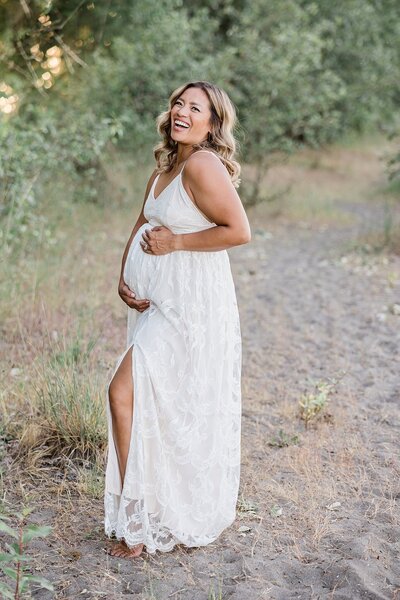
[21,506,35,518]
[22,524,52,543]
[3,542,31,561]
[1,565,18,580]
[0,520,18,539]
[4,541,19,555]
[21,574,54,591]
[0,554,13,563]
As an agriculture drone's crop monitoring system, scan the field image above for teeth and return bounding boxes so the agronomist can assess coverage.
[175,119,189,128]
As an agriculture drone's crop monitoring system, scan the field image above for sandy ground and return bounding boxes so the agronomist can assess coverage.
[1,140,400,599]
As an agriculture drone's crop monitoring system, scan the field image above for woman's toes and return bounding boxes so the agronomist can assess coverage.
[107,542,125,557]
[106,541,144,558]
[125,544,143,557]
[127,544,144,558]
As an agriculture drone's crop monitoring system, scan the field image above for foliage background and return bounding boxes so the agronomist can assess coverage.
[1,0,400,251]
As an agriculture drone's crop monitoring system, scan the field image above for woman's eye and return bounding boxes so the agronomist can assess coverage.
[174,100,199,112]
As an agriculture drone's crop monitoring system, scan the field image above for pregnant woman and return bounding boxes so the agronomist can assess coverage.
[104,80,251,558]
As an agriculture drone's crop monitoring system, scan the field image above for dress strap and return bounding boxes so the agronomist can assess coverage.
[179,161,188,176]
[180,149,217,175]
[149,171,160,197]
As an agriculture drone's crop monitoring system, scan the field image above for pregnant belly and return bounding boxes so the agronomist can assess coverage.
[123,223,166,301]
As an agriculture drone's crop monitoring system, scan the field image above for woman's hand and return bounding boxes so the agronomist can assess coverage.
[140,225,177,255]
[118,279,150,312]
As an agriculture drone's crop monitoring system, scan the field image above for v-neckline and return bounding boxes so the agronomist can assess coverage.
[152,170,182,201]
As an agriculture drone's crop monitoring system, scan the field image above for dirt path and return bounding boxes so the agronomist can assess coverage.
[228,200,400,599]
[4,141,400,599]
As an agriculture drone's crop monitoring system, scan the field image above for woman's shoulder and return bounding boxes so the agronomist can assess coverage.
[183,150,231,196]
[188,149,223,164]
[185,149,226,177]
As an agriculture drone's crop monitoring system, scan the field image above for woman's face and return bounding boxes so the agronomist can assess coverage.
[170,87,212,147]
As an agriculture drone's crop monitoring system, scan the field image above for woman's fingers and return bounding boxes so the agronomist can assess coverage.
[140,226,174,255]
[134,299,150,312]
[128,296,150,311]
[120,290,150,309]
[135,299,150,308]
[142,230,151,243]
[118,281,150,312]
[131,298,150,309]
[127,295,149,307]
[121,283,136,298]
[118,284,136,299]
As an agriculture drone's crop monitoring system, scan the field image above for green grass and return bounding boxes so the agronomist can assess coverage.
[31,332,107,461]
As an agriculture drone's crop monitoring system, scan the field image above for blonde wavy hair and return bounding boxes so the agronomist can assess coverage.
[153,81,241,188]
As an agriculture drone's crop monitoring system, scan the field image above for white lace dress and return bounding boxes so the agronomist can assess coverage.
[104,150,242,555]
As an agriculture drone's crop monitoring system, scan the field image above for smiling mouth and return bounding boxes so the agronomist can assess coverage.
[173,119,190,130]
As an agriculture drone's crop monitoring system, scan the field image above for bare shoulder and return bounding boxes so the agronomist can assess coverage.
[184,151,231,196]
[187,150,226,170]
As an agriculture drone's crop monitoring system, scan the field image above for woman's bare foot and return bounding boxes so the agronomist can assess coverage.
[106,539,144,558]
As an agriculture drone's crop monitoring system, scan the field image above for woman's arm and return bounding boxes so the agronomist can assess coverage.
[141,153,251,254]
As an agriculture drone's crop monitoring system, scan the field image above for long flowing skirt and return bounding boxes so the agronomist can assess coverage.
[104,227,242,554]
